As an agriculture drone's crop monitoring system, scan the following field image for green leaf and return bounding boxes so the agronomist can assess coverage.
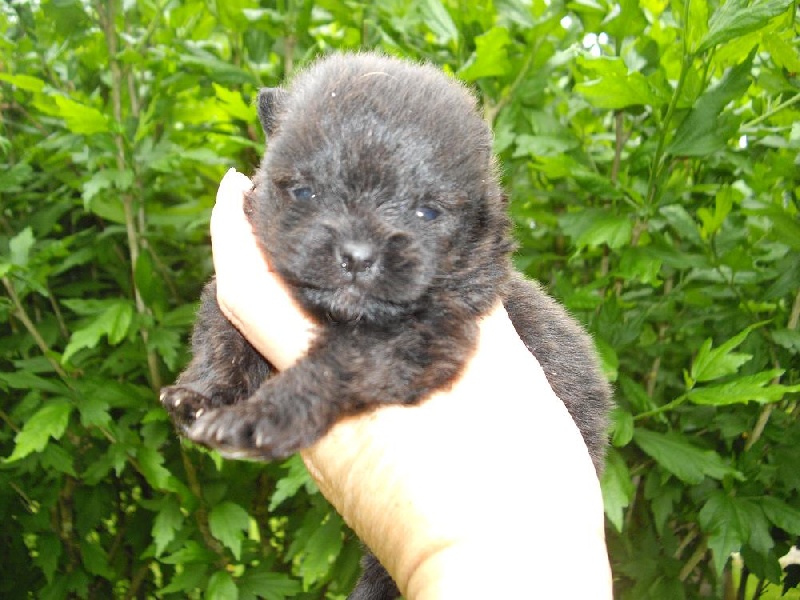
[209,501,250,560]
[53,95,110,135]
[688,370,800,405]
[601,449,635,531]
[419,0,458,43]
[137,446,173,491]
[62,301,134,363]
[690,322,762,382]
[153,496,184,556]
[697,186,737,238]
[40,444,76,476]
[667,51,755,157]
[297,514,344,587]
[161,563,208,595]
[238,568,302,600]
[513,134,580,157]
[459,27,512,81]
[270,455,317,511]
[214,84,254,121]
[0,72,46,92]
[9,227,35,267]
[699,493,770,575]
[34,534,62,583]
[206,571,238,600]
[560,209,633,250]
[761,497,800,535]
[633,429,740,484]
[161,541,217,565]
[7,400,73,462]
[697,0,793,53]
[80,539,114,578]
[575,66,668,109]
[763,33,800,72]
[610,407,634,447]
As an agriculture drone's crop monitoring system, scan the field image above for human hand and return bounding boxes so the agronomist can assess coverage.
[210,169,612,599]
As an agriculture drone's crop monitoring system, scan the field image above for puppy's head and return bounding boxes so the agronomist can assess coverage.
[250,53,511,323]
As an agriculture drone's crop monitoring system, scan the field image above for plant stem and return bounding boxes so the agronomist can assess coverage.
[645,0,694,207]
[98,0,161,391]
[742,92,800,130]
[484,45,537,125]
[743,289,800,451]
[2,276,71,381]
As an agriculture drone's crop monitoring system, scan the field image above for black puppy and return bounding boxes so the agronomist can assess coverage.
[161,53,611,599]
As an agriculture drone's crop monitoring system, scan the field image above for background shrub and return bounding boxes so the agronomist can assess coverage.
[1,0,798,598]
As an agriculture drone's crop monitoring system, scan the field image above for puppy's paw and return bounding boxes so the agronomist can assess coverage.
[187,402,320,461]
[160,386,214,432]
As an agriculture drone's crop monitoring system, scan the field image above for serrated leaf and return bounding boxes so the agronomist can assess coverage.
[153,496,184,556]
[699,493,770,575]
[610,407,634,447]
[772,329,800,351]
[764,33,800,72]
[148,328,181,371]
[214,84,253,121]
[419,0,458,43]
[688,370,799,405]
[459,27,512,81]
[601,449,635,531]
[690,322,762,382]
[575,71,665,109]
[7,400,73,462]
[761,497,800,535]
[40,444,76,476]
[34,534,62,583]
[206,571,238,600]
[697,0,793,53]
[137,446,173,491]
[297,514,344,587]
[659,204,702,244]
[239,568,302,600]
[161,541,217,565]
[668,51,755,157]
[161,563,208,595]
[53,95,110,134]
[560,209,633,250]
[80,539,113,578]
[270,455,316,511]
[633,429,739,484]
[76,394,110,428]
[62,301,134,363]
[209,501,250,560]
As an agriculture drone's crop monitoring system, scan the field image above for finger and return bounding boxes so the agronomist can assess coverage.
[210,169,316,371]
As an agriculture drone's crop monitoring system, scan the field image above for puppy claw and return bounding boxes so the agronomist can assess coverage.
[186,405,314,462]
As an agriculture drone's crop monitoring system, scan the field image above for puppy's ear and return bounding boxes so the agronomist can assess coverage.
[257,88,288,136]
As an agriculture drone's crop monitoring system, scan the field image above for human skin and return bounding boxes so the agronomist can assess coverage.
[210,168,613,599]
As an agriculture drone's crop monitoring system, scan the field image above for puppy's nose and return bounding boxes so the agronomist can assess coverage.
[338,240,376,274]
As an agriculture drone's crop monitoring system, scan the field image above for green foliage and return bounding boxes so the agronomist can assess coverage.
[1,0,798,599]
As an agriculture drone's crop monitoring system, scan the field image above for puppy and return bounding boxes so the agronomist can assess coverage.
[161,52,611,600]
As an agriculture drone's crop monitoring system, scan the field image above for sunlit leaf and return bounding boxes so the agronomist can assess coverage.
[7,400,73,462]
[697,0,793,53]
[209,501,250,560]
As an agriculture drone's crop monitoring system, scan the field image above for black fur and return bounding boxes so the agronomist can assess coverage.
[161,53,611,600]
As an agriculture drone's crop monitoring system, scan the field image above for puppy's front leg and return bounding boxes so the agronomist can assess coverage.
[161,281,272,433]
[185,316,476,460]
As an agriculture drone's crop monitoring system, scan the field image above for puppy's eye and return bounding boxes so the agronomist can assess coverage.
[291,186,315,201]
[415,206,440,221]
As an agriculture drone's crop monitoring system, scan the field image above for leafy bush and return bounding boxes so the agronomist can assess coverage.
[1,0,798,598]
